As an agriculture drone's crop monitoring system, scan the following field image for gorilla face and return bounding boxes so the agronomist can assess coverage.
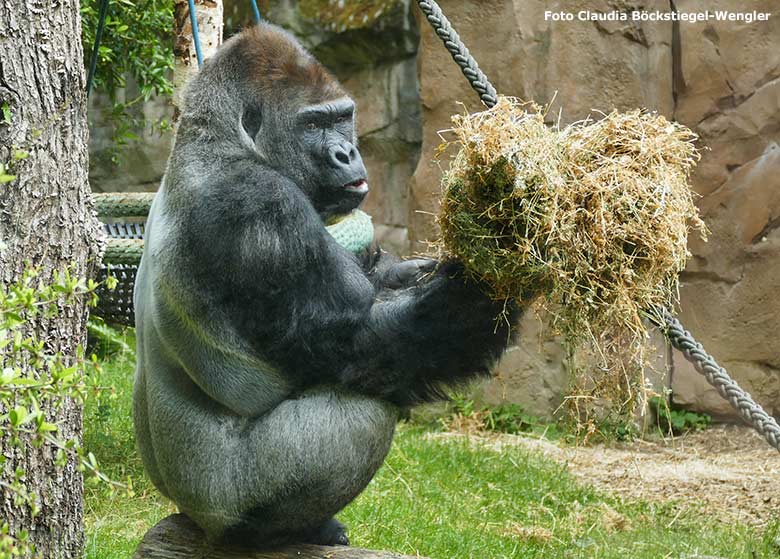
[246,96,368,221]
[296,97,368,219]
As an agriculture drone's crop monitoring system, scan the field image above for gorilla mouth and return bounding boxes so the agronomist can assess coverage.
[344,179,368,195]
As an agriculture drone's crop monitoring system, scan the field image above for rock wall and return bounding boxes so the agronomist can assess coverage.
[411,0,779,419]
[670,0,780,417]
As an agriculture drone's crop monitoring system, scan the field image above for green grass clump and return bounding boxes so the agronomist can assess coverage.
[649,396,712,435]
[84,335,777,559]
[432,393,564,439]
[83,330,175,559]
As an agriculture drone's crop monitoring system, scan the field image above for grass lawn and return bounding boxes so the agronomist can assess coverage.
[84,341,779,559]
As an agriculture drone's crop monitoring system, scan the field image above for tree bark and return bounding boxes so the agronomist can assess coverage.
[0,1,102,557]
[172,0,223,118]
[135,515,431,559]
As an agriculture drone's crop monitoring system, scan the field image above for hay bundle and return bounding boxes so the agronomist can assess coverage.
[437,96,706,418]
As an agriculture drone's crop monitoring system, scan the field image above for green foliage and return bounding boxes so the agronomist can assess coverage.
[80,0,174,161]
[650,396,711,435]
[483,403,543,435]
[589,417,639,443]
[441,393,562,438]
[0,268,127,559]
[87,318,132,360]
[0,164,15,185]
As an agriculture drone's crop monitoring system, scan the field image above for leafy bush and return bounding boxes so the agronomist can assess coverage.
[649,396,711,435]
[441,393,561,437]
[80,0,174,159]
[0,269,126,557]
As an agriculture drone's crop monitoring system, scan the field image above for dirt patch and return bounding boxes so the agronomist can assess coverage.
[432,424,780,527]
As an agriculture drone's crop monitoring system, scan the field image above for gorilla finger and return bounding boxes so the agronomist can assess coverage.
[385,259,437,288]
[405,257,438,275]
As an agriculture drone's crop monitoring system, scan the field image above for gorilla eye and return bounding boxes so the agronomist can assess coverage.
[305,122,318,131]
[336,115,348,124]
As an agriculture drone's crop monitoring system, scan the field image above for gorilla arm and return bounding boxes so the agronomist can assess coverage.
[343,261,515,404]
[186,167,518,408]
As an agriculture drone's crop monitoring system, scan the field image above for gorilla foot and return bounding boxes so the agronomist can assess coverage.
[303,518,349,546]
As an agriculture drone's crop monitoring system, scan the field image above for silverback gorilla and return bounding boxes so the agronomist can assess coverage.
[134,23,522,547]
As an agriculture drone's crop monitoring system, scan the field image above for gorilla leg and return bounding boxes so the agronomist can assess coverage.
[132,368,170,498]
[143,380,398,546]
[222,389,397,546]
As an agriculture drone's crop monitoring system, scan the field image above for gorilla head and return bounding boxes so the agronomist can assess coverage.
[202,25,368,220]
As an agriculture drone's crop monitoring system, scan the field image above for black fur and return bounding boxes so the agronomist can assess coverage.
[133,23,523,547]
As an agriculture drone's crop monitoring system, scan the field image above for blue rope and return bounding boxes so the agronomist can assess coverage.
[187,0,261,69]
[187,0,204,67]
[86,0,110,98]
[249,0,263,24]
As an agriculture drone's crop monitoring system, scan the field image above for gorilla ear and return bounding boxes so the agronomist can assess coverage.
[240,106,263,144]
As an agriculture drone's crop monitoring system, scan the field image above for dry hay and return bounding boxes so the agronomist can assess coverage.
[436,96,706,421]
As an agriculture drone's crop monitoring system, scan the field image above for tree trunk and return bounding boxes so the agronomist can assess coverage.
[0,1,102,557]
[172,0,223,118]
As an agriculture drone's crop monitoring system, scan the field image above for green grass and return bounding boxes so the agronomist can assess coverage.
[83,337,780,559]
[83,337,175,559]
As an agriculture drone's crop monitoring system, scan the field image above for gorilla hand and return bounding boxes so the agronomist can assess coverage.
[380,258,437,289]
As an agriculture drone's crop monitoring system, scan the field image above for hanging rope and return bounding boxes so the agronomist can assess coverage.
[86,0,110,98]
[187,0,260,68]
[415,0,497,108]
[187,0,205,67]
[249,0,263,24]
[659,308,780,450]
[416,0,780,452]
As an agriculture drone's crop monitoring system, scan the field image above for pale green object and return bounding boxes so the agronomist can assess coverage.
[325,209,374,254]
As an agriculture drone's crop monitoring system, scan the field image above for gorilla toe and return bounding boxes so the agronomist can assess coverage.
[304,518,349,546]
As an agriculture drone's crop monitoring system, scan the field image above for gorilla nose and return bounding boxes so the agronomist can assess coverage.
[328,142,359,169]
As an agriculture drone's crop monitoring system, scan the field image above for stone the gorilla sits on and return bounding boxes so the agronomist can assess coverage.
[133,23,523,547]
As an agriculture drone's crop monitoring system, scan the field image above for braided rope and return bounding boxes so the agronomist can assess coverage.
[188,0,205,67]
[325,210,374,254]
[658,308,780,450]
[105,238,144,264]
[94,192,156,218]
[415,0,498,108]
[99,209,374,264]
[249,0,262,24]
[418,0,780,451]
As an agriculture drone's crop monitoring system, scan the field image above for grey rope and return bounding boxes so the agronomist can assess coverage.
[417,0,780,452]
[658,308,780,450]
[94,192,155,218]
[105,238,144,264]
[415,0,498,108]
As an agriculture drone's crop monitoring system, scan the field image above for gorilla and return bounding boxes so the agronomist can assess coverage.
[133,23,523,547]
